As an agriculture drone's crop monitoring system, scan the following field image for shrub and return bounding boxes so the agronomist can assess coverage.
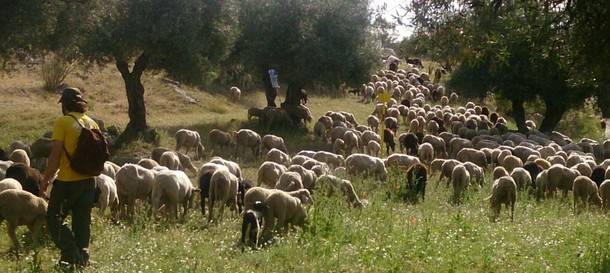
[40,54,75,91]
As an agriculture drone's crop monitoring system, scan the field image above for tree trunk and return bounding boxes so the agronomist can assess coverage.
[597,84,610,119]
[539,99,567,133]
[281,82,308,126]
[511,98,528,133]
[114,53,150,145]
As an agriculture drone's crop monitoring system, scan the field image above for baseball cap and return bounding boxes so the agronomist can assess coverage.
[58,87,87,103]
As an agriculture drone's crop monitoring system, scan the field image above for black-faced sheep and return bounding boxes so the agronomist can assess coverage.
[487,176,517,221]
[175,129,205,160]
[208,168,239,223]
[572,176,602,214]
[241,201,266,249]
[591,166,607,186]
[0,189,47,253]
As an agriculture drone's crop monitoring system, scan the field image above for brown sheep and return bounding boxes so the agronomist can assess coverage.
[0,189,47,253]
[572,176,602,214]
[487,176,517,221]
[451,165,470,204]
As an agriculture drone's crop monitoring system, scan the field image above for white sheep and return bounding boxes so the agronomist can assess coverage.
[275,172,304,192]
[234,129,261,158]
[114,164,156,217]
[208,168,239,223]
[208,129,234,154]
[94,174,119,216]
[0,178,22,193]
[243,187,311,212]
[313,151,345,169]
[0,189,47,252]
[159,151,182,171]
[572,176,602,214]
[510,167,532,191]
[417,143,434,166]
[342,130,360,154]
[365,140,381,157]
[9,149,29,167]
[316,175,363,208]
[257,161,287,188]
[262,191,308,238]
[138,158,160,170]
[152,170,198,220]
[209,157,243,180]
[261,134,288,154]
[0,160,13,180]
[175,129,205,160]
[229,86,241,102]
[265,148,291,166]
[288,165,317,191]
[345,154,387,181]
[367,115,380,132]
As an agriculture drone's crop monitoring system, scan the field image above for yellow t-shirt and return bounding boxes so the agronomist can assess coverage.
[51,112,100,181]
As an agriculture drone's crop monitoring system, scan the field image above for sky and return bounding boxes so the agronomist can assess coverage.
[370,0,413,40]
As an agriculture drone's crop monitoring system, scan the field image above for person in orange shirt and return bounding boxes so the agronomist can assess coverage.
[41,87,99,268]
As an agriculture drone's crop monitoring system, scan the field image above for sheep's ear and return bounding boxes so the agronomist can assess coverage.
[192,188,201,193]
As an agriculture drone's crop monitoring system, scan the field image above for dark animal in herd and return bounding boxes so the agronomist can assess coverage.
[383,128,396,155]
[241,201,267,249]
[406,163,428,202]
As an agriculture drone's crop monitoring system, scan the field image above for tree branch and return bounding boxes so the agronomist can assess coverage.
[132,52,150,78]
[115,58,130,76]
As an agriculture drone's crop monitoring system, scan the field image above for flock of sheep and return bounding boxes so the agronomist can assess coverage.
[1,64,610,254]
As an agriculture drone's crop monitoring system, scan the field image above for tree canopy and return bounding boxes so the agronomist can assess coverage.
[233,0,377,95]
[403,0,609,133]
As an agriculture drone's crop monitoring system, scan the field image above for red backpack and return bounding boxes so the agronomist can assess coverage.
[63,115,110,176]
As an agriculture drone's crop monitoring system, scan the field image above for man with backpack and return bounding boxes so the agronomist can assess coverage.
[40,87,109,268]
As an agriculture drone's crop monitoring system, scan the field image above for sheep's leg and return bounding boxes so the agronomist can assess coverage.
[510,201,514,221]
[29,218,44,247]
[208,200,215,223]
[200,195,206,216]
[218,200,226,222]
[7,222,20,252]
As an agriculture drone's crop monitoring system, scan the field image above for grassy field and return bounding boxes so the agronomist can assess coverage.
[0,66,609,272]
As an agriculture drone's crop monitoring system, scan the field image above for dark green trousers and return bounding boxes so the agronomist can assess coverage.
[46,178,95,266]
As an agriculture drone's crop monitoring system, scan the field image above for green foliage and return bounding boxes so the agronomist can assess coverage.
[406,0,599,132]
[82,0,233,84]
[0,0,52,62]
[234,0,377,90]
